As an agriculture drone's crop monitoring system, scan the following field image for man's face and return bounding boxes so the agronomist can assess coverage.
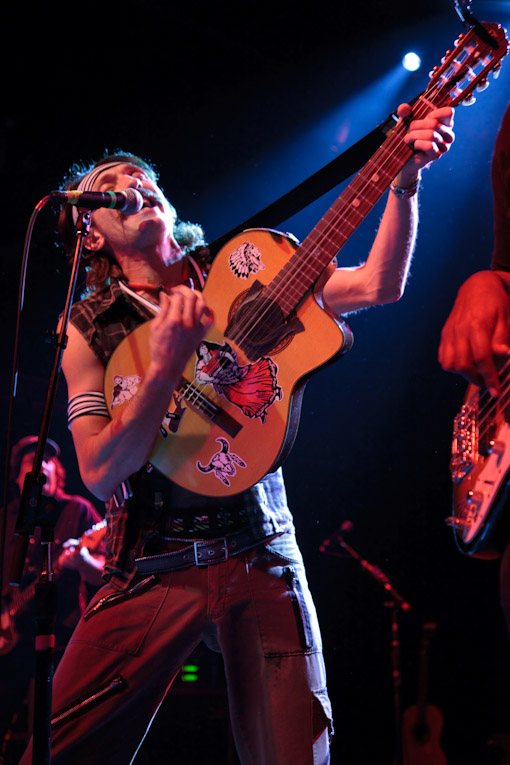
[85,162,181,259]
[16,453,58,497]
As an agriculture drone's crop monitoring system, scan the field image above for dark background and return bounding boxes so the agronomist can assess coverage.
[2,0,510,762]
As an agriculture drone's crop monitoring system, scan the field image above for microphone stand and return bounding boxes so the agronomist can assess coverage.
[8,209,91,765]
[320,531,411,765]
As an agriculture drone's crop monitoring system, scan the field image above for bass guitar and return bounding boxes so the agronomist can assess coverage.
[0,518,106,655]
[448,358,510,558]
[106,23,508,497]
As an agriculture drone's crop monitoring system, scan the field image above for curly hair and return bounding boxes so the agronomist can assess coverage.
[57,151,208,293]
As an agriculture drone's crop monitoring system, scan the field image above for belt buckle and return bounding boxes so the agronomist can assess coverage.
[193,537,228,566]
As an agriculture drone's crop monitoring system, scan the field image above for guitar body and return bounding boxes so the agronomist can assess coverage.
[402,622,448,765]
[450,383,510,558]
[105,229,352,497]
[402,703,448,765]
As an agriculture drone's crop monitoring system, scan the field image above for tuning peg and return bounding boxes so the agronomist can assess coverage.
[476,78,490,92]
[462,94,477,106]
[493,64,502,79]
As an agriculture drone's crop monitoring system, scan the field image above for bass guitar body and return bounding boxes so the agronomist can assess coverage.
[105,229,352,497]
[449,382,510,558]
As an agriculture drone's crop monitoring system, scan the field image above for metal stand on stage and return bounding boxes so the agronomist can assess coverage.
[320,525,411,765]
[5,203,91,765]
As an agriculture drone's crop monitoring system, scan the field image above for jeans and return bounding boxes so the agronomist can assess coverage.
[21,532,332,764]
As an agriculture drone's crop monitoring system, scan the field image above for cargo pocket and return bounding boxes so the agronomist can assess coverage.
[250,553,322,657]
[71,573,167,655]
[282,566,314,652]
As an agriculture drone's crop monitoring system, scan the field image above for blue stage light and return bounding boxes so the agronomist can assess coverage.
[402,52,421,72]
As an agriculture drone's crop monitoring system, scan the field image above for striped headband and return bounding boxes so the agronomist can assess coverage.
[72,161,125,225]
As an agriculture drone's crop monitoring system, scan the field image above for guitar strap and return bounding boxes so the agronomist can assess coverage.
[207,112,399,255]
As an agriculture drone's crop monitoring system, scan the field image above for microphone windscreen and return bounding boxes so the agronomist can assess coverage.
[122,188,144,215]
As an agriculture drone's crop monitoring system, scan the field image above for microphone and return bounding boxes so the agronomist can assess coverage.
[51,188,144,215]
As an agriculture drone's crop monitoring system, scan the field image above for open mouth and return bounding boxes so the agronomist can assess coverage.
[139,189,162,210]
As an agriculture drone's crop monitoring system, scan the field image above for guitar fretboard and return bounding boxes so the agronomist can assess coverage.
[264,113,416,317]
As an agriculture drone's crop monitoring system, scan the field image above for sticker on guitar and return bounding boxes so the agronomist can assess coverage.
[228,242,266,279]
[194,340,283,423]
[111,374,142,408]
[160,393,188,437]
[197,437,247,487]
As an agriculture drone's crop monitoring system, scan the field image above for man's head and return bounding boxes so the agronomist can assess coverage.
[58,151,206,291]
[10,436,66,497]
[491,101,510,270]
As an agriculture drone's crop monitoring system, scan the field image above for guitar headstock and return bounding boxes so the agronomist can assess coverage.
[425,22,508,107]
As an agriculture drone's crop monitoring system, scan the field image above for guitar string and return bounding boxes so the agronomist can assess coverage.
[461,357,510,440]
[457,354,510,422]
[453,357,510,475]
[118,284,226,413]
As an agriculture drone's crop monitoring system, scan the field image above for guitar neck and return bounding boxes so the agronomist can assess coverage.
[265,103,417,315]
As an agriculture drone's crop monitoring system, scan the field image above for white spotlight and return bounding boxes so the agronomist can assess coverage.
[402,52,421,72]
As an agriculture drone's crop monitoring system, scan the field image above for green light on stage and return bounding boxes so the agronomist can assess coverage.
[181,663,199,682]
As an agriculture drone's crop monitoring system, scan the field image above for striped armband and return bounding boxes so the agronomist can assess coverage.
[67,391,110,428]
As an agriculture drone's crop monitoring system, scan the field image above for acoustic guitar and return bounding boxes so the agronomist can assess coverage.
[402,622,448,765]
[106,23,508,497]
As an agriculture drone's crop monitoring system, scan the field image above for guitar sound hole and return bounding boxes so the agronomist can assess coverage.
[228,297,286,354]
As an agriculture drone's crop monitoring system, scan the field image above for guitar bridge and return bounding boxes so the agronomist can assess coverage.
[179,378,242,438]
[450,403,478,483]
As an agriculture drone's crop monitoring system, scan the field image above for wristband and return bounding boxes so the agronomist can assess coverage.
[389,178,420,198]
